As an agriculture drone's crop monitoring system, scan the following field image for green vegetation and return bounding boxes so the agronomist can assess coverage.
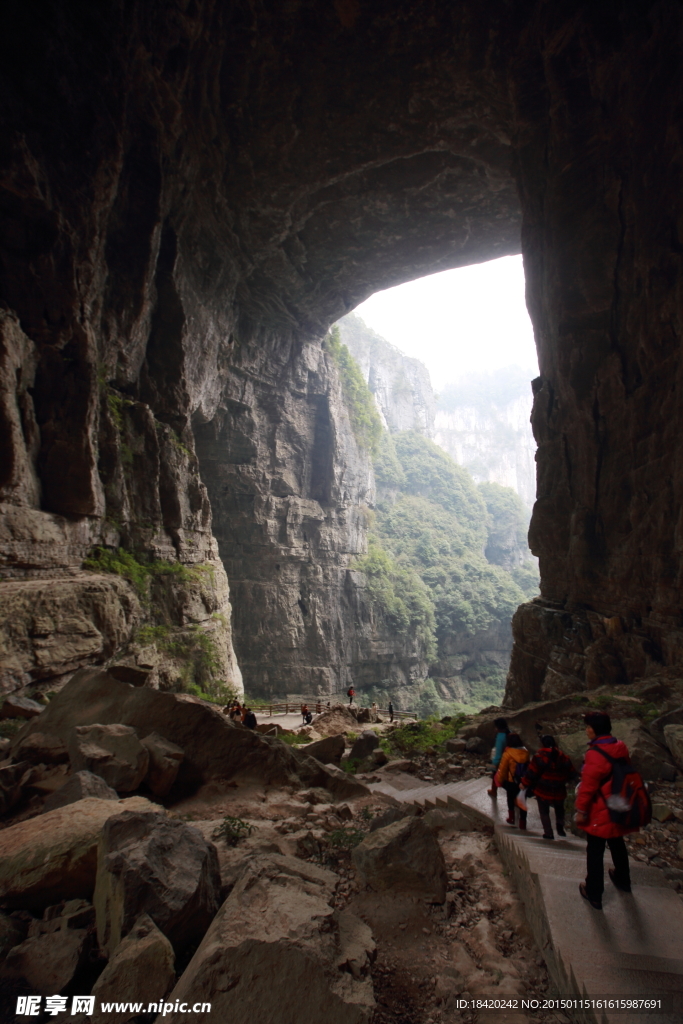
[280,733,311,746]
[385,716,466,755]
[328,827,367,850]
[212,816,254,846]
[84,547,214,599]
[0,720,24,739]
[325,326,383,455]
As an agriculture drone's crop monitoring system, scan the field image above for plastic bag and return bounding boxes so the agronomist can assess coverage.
[515,788,529,812]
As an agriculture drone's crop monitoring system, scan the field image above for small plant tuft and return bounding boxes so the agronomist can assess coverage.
[212,816,254,846]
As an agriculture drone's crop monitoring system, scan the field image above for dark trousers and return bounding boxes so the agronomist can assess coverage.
[503,782,527,825]
[585,834,630,900]
[537,796,565,836]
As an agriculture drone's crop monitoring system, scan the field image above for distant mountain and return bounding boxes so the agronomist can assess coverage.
[336,313,435,436]
[435,368,537,511]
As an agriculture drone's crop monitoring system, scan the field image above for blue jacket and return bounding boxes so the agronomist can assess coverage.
[492,731,507,768]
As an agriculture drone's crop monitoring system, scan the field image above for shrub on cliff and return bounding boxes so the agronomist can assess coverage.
[324,326,383,455]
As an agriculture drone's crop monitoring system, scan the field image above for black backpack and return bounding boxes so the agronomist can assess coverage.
[593,746,652,828]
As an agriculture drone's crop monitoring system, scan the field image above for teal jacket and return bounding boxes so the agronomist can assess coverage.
[492,731,508,768]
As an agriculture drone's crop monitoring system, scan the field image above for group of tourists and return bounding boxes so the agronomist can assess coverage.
[223,700,257,730]
[488,711,651,910]
[346,689,395,721]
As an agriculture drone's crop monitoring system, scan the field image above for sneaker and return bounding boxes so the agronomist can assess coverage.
[557,827,566,837]
[518,819,527,830]
[506,815,515,825]
[608,868,631,893]
[542,833,554,840]
[579,882,602,910]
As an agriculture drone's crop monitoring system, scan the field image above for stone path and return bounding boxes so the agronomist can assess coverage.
[368,774,683,1024]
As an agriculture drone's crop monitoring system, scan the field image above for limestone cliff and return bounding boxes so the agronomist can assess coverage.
[435,370,537,512]
[337,314,435,437]
[1,2,683,718]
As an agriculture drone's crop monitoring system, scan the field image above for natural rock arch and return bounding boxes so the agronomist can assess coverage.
[1,2,682,702]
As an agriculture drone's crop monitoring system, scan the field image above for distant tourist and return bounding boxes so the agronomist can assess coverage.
[388,701,394,722]
[301,703,309,725]
[574,712,649,910]
[347,687,355,705]
[520,735,576,839]
[495,733,530,829]
[244,708,257,730]
[371,701,378,720]
[487,717,510,798]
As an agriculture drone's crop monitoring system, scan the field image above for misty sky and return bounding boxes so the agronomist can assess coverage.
[353,255,538,384]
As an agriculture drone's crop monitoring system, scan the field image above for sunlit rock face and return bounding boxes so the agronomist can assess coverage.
[1,2,682,702]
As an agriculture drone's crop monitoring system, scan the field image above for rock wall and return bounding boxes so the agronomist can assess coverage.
[337,314,435,437]
[435,377,537,512]
[1,2,683,710]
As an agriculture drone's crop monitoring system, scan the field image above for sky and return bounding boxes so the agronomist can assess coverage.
[352,255,538,384]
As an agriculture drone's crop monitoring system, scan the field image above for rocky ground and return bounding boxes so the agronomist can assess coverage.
[0,673,682,1021]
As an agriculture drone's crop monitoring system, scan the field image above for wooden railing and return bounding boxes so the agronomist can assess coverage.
[242,701,415,720]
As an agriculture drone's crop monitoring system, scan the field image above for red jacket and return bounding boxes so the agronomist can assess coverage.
[575,736,639,839]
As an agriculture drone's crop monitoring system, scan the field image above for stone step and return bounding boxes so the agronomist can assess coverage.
[446,776,683,1023]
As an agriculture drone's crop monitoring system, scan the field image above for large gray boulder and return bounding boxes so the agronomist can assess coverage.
[141,731,185,796]
[352,816,447,903]
[0,795,156,912]
[0,900,94,994]
[301,733,345,765]
[69,723,149,792]
[14,731,69,764]
[43,770,118,812]
[161,854,375,1024]
[0,694,43,720]
[663,724,683,770]
[349,731,379,761]
[559,719,672,779]
[87,914,175,1023]
[648,705,683,745]
[11,669,355,798]
[94,810,221,955]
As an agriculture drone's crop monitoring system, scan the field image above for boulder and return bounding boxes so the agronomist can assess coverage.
[293,757,370,801]
[446,738,466,754]
[349,731,379,761]
[300,733,345,766]
[88,914,175,1023]
[1,900,95,994]
[649,705,683,745]
[651,803,674,822]
[69,723,150,792]
[0,694,43,720]
[352,817,447,902]
[0,911,26,963]
[2,927,90,994]
[14,730,69,764]
[161,853,375,1024]
[372,749,388,766]
[422,808,472,832]
[663,724,683,769]
[43,770,118,812]
[368,806,413,832]
[141,731,185,796]
[94,810,221,956]
[461,696,578,752]
[465,736,490,755]
[0,795,156,911]
[307,703,359,738]
[0,760,32,815]
[12,669,340,796]
[559,719,671,779]
[355,708,372,724]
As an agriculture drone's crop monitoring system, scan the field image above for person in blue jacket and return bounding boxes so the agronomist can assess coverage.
[487,717,510,798]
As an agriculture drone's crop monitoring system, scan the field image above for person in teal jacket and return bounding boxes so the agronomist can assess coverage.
[487,717,509,798]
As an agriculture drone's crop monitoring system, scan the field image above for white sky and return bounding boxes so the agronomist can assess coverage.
[352,255,538,384]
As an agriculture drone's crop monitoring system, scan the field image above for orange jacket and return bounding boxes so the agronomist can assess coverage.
[495,746,530,786]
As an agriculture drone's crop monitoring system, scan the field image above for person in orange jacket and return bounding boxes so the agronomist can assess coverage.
[574,711,638,910]
[494,733,530,829]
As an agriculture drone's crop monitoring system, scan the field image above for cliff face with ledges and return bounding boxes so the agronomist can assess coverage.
[1,2,683,714]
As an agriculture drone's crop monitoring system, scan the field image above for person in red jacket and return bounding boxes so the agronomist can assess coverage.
[574,711,636,910]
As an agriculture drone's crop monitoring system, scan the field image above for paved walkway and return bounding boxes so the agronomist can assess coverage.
[368,773,683,1024]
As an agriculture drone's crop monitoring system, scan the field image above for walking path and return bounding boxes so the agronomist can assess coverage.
[368,773,683,1024]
